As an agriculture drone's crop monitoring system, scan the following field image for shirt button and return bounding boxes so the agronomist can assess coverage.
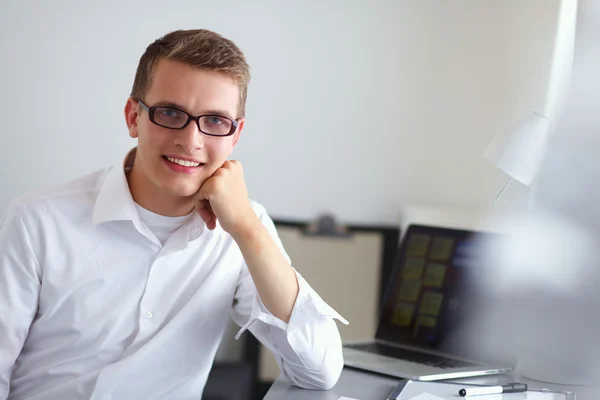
[146,311,153,319]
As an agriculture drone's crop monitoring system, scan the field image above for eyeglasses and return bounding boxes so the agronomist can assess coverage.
[136,99,238,137]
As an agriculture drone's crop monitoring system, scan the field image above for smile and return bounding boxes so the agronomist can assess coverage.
[162,156,205,174]
[163,156,203,168]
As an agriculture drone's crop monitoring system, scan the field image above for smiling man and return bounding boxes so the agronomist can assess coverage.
[0,29,347,400]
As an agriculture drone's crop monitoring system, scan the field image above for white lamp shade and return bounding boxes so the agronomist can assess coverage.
[484,112,551,186]
[484,0,577,188]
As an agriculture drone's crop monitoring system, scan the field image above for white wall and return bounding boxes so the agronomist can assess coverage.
[0,0,561,224]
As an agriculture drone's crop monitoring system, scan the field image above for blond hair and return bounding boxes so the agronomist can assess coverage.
[131,29,250,117]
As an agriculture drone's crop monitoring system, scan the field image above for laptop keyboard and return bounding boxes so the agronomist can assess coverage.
[346,343,478,369]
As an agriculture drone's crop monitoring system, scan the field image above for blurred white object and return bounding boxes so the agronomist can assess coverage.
[477,212,595,296]
[484,0,578,201]
[482,135,600,387]
[477,0,600,387]
[484,111,551,188]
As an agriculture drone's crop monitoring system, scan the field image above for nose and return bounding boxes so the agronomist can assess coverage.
[173,120,204,153]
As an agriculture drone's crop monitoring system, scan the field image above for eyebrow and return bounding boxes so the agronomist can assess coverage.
[153,100,236,120]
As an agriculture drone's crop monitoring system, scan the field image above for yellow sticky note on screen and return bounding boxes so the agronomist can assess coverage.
[401,257,426,280]
[397,280,421,302]
[422,263,447,287]
[406,234,431,257]
[392,303,415,327]
[419,291,444,317]
[428,237,454,260]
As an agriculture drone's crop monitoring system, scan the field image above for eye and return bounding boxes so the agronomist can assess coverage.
[200,116,233,135]
[159,108,180,118]
[153,107,188,128]
[206,116,224,125]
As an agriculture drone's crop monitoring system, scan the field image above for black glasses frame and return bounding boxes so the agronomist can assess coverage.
[136,99,239,137]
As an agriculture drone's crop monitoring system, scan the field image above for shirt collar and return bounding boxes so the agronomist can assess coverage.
[92,147,139,225]
[91,147,205,241]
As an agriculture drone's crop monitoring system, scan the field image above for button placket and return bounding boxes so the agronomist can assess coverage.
[138,257,162,334]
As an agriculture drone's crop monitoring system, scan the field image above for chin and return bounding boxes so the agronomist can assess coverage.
[162,181,203,198]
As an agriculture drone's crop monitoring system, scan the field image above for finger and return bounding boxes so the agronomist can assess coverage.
[195,200,213,221]
[207,215,217,230]
[197,173,219,200]
[221,160,237,171]
[197,183,212,201]
[197,199,212,212]
[226,160,242,170]
[195,199,209,211]
[195,199,219,230]
[197,207,213,224]
[199,207,218,229]
[204,206,217,230]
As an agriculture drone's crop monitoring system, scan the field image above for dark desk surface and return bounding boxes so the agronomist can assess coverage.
[264,367,596,400]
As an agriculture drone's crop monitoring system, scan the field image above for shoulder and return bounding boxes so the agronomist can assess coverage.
[249,199,268,218]
[248,199,285,237]
[10,168,111,217]
[249,200,281,226]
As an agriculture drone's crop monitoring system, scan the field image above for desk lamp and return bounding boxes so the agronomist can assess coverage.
[482,0,593,386]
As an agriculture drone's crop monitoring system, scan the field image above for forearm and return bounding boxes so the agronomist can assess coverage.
[229,208,348,390]
[232,219,299,323]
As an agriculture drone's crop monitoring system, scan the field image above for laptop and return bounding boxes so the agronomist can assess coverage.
[343,224,513,381]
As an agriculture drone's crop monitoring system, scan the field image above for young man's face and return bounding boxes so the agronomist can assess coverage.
[125,59,244,199]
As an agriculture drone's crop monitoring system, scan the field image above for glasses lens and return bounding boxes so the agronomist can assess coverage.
[200,116,233,136]
[153,107,188,128]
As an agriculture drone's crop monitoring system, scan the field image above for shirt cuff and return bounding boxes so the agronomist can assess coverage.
[235,269,348,340]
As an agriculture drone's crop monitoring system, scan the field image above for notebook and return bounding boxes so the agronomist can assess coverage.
[343,224,512,380]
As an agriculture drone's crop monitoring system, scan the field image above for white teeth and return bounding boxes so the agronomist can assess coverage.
[167,157,200,167]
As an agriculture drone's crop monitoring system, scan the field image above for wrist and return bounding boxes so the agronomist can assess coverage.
[229,213,263,243]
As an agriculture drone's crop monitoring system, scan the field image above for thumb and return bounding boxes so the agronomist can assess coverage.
[195,199,212,222]
[195,199,217,229]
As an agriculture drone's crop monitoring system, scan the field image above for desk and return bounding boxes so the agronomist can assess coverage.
[264,367,598,400]
[264,368,398,400]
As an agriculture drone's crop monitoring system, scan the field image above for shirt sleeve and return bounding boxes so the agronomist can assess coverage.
[230,205,349,391]
[0,203,42,400]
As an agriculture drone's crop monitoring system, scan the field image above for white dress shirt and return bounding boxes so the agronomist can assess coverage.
[0,150,348,400]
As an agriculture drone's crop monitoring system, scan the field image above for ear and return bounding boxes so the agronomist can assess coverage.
[124,98,140,138]
[231,118,245,148]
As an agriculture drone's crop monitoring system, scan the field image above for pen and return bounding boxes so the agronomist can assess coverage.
[458,383,528,397]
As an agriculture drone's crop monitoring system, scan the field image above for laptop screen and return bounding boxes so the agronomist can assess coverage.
[376,224,494,355]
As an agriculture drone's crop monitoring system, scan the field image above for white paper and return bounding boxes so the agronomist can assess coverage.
[408,393,446,400]
[338,397,361,400]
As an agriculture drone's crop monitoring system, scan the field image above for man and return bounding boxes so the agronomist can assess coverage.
[0,29,347,399]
